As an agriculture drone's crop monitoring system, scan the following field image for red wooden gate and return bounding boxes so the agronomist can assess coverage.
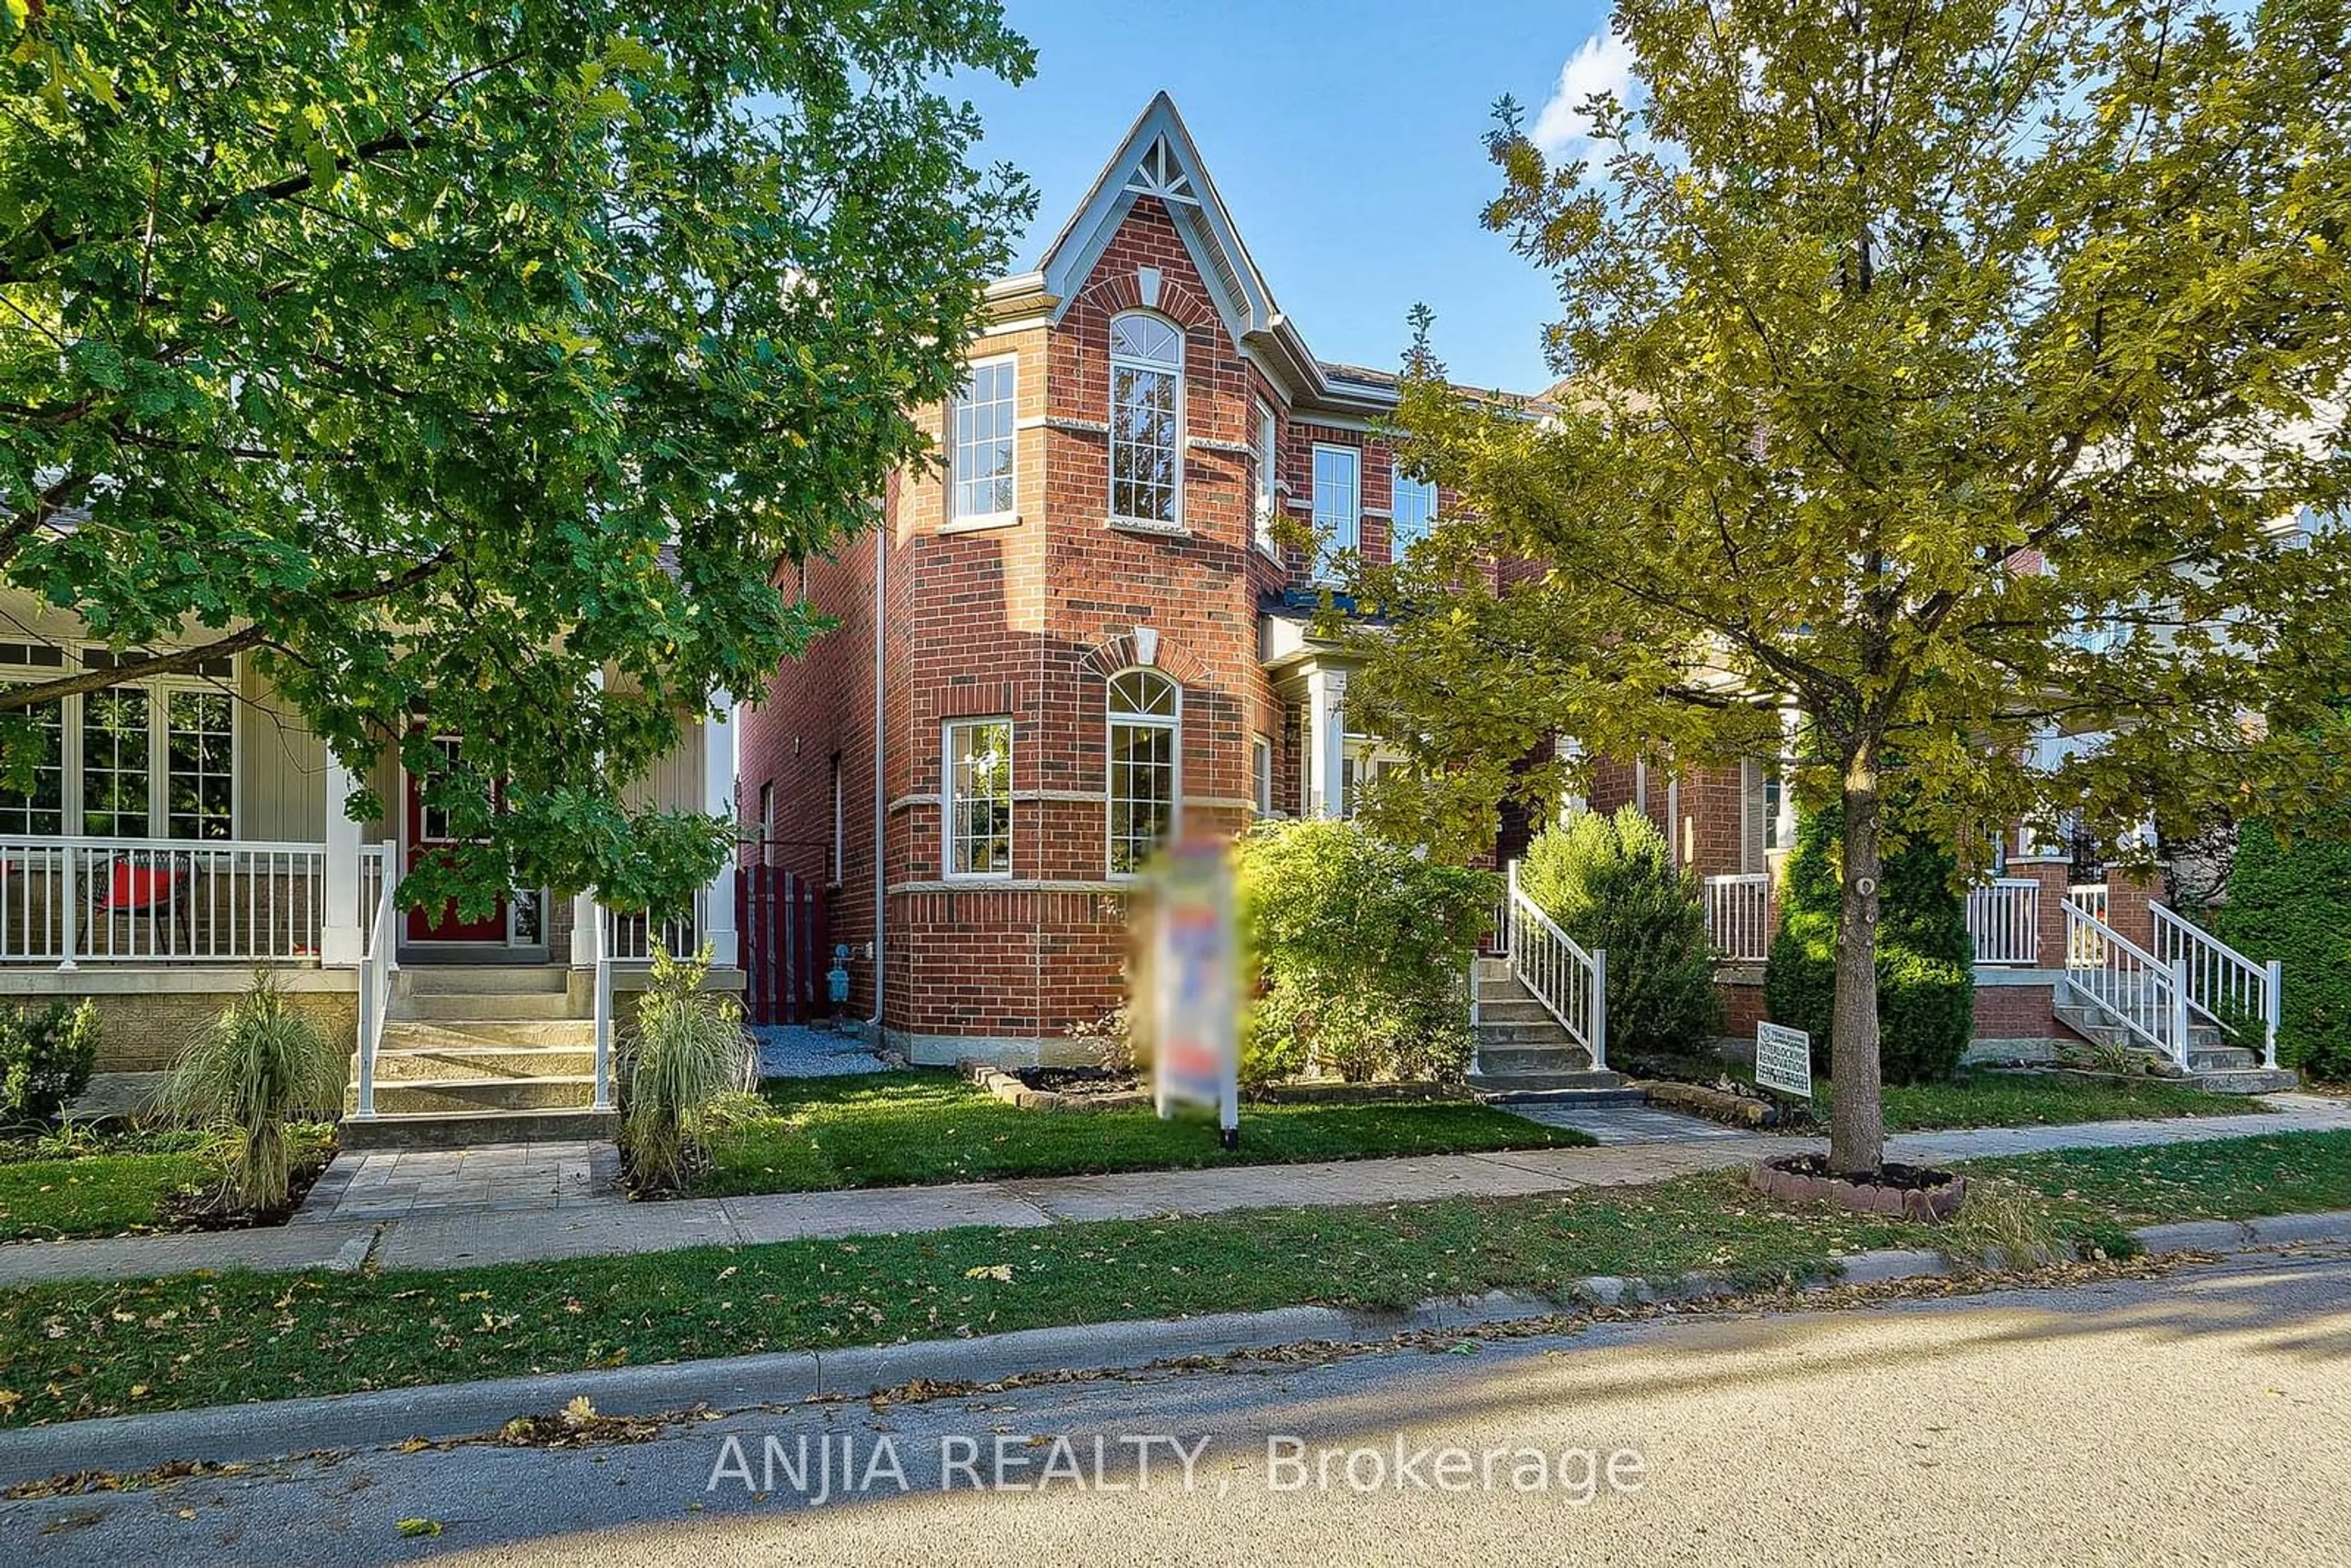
[737,865,828,1025]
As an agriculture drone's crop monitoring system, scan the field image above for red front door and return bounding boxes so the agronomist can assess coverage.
[405,734,508,943]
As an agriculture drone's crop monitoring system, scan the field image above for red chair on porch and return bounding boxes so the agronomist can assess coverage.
[93,850,195,951]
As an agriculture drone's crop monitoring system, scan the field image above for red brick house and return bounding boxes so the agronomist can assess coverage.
[740,94,2284,1089]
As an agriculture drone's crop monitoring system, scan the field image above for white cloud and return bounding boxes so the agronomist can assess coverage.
[1532,28,1638,156]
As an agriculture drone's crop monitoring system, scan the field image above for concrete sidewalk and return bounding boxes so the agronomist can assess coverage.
[2,1095,2346,1288]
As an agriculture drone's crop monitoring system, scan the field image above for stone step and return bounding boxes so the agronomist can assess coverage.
[354,1045,597,1082]
[1474,1019,1580,1049]
[396,966,569,996]
[378,1019,596,1050]
[1474,956,1515,984]
[2187,1067,2299,1095]
[1467,1070,1636,1100]
[1472,997,1554,1025]
[393,990,580,1022]
[339,1107,619,1150]
[343,1075,598,1117]
[2188,1045,2259,1073]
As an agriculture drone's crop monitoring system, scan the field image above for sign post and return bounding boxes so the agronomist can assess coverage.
[1753,1020,1813,1103]
[1150,840,1240,1149]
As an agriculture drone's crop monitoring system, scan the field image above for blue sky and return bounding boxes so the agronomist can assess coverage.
[953,0,1624,394]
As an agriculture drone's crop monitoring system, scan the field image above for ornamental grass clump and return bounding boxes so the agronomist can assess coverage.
[620,943,756,1193]
[163,970,343,1213]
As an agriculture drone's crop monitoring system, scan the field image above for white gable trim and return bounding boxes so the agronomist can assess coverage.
[1039,94,1275,354]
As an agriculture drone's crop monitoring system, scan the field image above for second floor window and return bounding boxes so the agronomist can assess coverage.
[1253,399,1279,555]
[1391,466,1436,557]
[944,719,1012,877]
[1312,444,1360,576]
[1110,313,1182,526]
[951,358,1017,522]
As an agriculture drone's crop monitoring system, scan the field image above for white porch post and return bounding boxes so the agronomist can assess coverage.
[700,693,740,967]
[1554,735,1585,825]
[1775,703,1801,850]
[1305,666,1348,819]
[572,664,606,970]
[320,754,364,966]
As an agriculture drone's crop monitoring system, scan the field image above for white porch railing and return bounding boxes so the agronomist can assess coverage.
[0,835,334,965]
[1701,873,1772,962]
[2150,904,2281,1069]
[353,842,400,1120]
[2066,883,2109,925]
[1964,877,2042,966]
[2061,899,2191,1071]
[1489,861,1608,1070]
[604,895,702,963]
[588,900,678,1114]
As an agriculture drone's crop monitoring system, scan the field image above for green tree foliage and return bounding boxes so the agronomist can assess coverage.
[1350,0,2351,1169]
[0,999,97,1125]
[1518,806,1720,1061]
[1766,809,1973,1086]
[1235,820,1494,1086]
[2219,822,2351,1081]
[1,0,1035,915]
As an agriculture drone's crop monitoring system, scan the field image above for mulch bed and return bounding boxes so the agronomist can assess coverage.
[154,1149,334,1232]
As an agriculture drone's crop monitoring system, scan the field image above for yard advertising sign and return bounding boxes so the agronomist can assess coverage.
[1150,839,1240,1147]
[1753,1021,1813,1100]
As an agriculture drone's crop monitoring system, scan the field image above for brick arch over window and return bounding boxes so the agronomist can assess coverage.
[1073,267,1219,342]
[1078,631,1212,689]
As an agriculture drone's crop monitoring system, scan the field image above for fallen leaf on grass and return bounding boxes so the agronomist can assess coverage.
[963,1264,1014,1282]
[397,1518,443,1538]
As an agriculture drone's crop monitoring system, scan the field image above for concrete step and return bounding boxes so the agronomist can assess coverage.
[378,1019,596,1050]
[2188,1067,2298,1095]
[2188,1045,2259,1073]
[396,966,569,996]
[1472,997,1554,1025]
[343,1075,597,1117]
[1474,1045,1592,1076]
[393,990,580,1022]
[355,1045,598,1082]
[339,1107,618,1150]
[1474,956,1515,985]
[1474,1020,1580,1049]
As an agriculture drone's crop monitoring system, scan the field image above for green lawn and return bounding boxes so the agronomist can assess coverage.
[698,1070,1594,1195]
[1869,1071,2268,1132]
[0,1126,332,1243]
[7,1127,2349,1428]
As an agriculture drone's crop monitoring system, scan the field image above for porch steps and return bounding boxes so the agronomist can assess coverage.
[1466,962,1636,1103]
[343,966,611,1146]
[2052,1000,2298,1095]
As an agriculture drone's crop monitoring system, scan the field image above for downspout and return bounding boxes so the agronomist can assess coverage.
[869,518,888,1032]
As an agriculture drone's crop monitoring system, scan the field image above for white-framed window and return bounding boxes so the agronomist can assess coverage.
[1391,465,1436,557]
[1253,735,1274,817]
[950,356,1018,523]
[1,649,239,842]
[1252,399,1280,555]
[1311,444,1360,576]
[163,689,233,840]
[943,718,1012,879]
[1107,669,1179,874]
[1741,759,1787,872]
[1109,312,1183,527]
[756,780,774,865]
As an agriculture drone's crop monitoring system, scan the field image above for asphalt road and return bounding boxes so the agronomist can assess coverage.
[10,1247,2351,1566]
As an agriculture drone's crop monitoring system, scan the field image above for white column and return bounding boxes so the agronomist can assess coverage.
[700,693,740,967]
[1305,666,1348,819]
[1774,703,1801,850]
[320,754,364,966]
[1554,735,1585,826]
[571,665,606,970]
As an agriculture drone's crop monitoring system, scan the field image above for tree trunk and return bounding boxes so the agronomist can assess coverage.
[1829,747,1886,1174]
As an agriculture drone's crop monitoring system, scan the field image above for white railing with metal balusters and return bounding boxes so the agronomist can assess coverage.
[0,836,331,966]
[2150,904,2281,1069]
[2066,883,2109,926]
[1493,861,1608,1070]
[2061,899,2191,1071]
[353,842,400,1120]
[604,894,702,963]
[1963,877,2042,966]
[1701,873,1772,962]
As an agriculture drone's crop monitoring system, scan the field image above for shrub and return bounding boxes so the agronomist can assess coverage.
[0,1000,100,1127]
[163,971,343,1212]
[1517,806,1722,1056]
[1764,806,1974,1085]
[1235,819,1495,1087]
[2217,821,2351,1081]
[620,943,756,1192]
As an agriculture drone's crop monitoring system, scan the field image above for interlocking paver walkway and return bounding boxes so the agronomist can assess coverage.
[1503,1100,1758,1142]
[293,1142,621,1224]
[3,1095,2346,1288]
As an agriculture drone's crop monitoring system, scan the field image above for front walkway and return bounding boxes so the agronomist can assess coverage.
[293,1142,621,1224]
[2,1095,2345,1288]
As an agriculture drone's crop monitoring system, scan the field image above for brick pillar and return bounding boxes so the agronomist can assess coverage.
[2103,868,2161,950]
[2008,855,2071,970]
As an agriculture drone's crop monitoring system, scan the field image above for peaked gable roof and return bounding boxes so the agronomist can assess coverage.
[1038,92,1281,359]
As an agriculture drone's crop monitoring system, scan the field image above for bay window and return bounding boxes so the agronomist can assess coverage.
[1107,669,1179,874]
[1311,444,1359,576]
[1109,313,1183,527]
[1391,465,1436,556]
[945,718,1013,878]
[951,357,1018,523]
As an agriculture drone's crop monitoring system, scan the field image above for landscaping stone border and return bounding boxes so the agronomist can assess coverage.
[1642,1079,1782,1127]
[1750,1155,1967,1221]
[956,1059,1466,1114]
[955,1058,1150,1112]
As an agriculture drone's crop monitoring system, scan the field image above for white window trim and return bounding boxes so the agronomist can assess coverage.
[1105,669,1182,877]
[947,353,1020,530]
[1311,443,1360,581]
[1390,462,1437,558]
[942,717,1014,881]
[1252,399,1280,558]
[1109,312,1185,531]
[2,651,240,841]
[1252,734,1274,817]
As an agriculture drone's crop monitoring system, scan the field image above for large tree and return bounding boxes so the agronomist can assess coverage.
[1353,0,2351,1172]
[1,0,1033,913]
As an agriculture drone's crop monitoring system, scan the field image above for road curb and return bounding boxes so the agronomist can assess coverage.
[4,1209,2349,1488]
